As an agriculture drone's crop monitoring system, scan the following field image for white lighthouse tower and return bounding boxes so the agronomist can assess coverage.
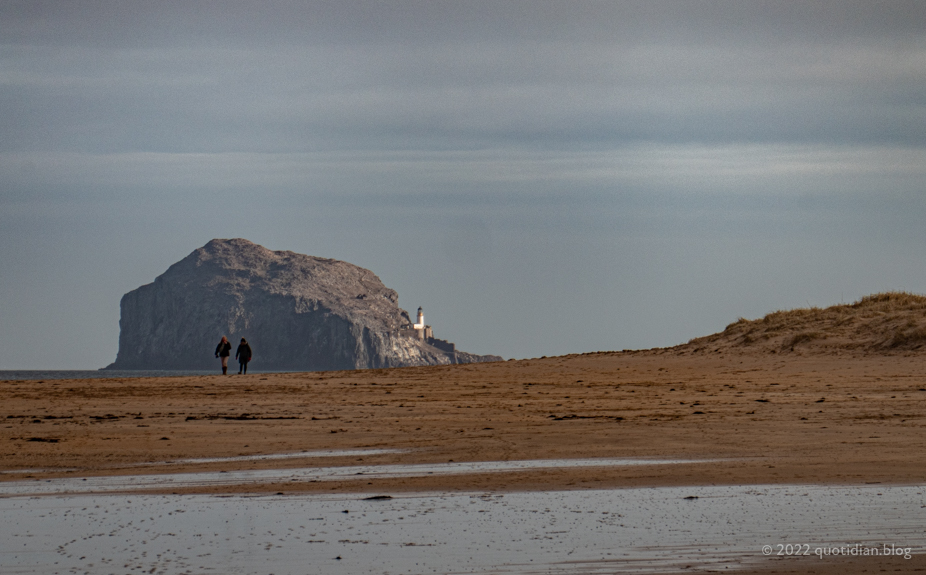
[408,306,432,340]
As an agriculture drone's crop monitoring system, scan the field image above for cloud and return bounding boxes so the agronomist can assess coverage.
[4,144,925,206]
[4,1,925,48]
[2,1,925,159]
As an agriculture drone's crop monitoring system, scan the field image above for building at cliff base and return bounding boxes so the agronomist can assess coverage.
[399,306,458,359]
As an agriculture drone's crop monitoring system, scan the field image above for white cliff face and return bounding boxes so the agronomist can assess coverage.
[107,239,498,371]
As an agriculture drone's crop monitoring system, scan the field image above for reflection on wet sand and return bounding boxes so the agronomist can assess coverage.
[1,458,709,496]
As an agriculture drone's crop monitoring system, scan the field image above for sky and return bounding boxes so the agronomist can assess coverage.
[2,1,926,369]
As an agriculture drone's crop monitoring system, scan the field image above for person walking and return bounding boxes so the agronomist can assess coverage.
[215,336,232,375]
[236,338,252,375]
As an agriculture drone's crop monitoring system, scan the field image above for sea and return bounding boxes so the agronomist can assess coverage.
[0,369,287,381]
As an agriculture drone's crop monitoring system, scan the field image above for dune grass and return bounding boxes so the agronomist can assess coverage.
[686,292,926,354]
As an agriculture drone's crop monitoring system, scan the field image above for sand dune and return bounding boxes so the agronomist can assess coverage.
[681,291,926,355]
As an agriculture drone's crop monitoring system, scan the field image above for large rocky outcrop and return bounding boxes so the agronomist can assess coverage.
[106,239,501,371]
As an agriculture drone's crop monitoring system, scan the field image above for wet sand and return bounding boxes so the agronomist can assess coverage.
[3,351,926,573]
[5,484,924,574]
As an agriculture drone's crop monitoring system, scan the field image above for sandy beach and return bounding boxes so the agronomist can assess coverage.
[4,351,926,487]
[3,351,926,573]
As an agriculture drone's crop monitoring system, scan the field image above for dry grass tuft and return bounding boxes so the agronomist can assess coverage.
[681,292,926,356]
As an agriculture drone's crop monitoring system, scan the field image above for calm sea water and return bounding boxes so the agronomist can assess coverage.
[0,369,288,381]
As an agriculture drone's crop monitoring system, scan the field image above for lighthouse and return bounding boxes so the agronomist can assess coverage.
[408,306,432,340]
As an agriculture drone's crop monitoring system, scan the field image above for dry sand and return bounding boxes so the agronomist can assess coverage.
[3,351,926,573]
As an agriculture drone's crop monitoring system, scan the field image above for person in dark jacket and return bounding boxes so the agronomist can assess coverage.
[215,336,232,375]
[236,338,252,375]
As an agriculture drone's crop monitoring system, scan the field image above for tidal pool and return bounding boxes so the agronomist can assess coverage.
[0,449,408,477]
[0,458,707,497]
[135,448,409,467]
[2,484,923,574]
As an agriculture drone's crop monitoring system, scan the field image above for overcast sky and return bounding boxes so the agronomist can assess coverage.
[2,1,925,369]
